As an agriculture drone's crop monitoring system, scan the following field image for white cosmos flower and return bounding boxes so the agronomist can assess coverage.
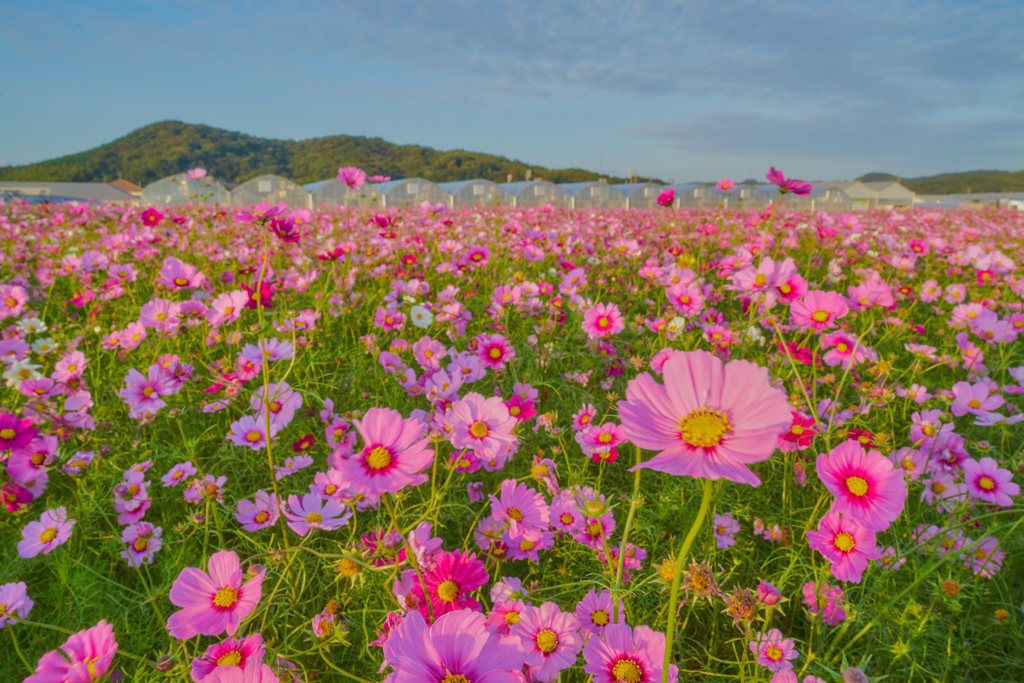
[31,338,58,354]
[410,305,433,329]
[3,359,42,387]
[16,317,47,335]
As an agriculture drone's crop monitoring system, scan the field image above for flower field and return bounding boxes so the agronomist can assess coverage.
[1,169,1022,683]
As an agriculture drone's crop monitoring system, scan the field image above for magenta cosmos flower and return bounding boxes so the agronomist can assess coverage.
[18,506,75,558]
[789,291,848,331]
[191,633,265,681]
[582,302,625,339]
[511,602,584,681]
[816,441,907,532]
[766,167,812,196]
[449,392,518,463]
[411,549,488,621]
[24,620,118,683]
[805,512,881,583]
[575,588,625,637]
[582,622,678,683]
[962,457,1019,507]
[0,413,38,450]
[335,407,433,497]
[656,188,675,207]
[167,550,265,640]
[618,350,792,486]
[489,479,550,538]
[382,609,524,683]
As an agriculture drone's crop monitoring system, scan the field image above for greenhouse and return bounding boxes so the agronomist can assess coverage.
[303,178,376,209]
[229,174,309,209]
[611,182,665,209]
[500,181,572,209]
[437,180,513,207]
[776,185,852,211]
[558,182,628,209]
[376,179,451,209]
[140,175,229,206]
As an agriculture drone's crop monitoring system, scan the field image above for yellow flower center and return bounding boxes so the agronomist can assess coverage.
[31,453,45,466]
[245,430,262,443]
[766,645,783,661]
[442,675,470,683]
[611,659,643,683]
[509,406,521,416]
[559,513,574,525]
[598,432,613,443]
[754,274,767,287]
[132,538,149,552]
[932,481,946,494]
[366,447,392,470]
[834,532,856,553]
[535,629,558,653]
[791,424,804,435]
[325,485,338,495]
[67,364,77,372]
[520,538,535,551]
[967,399,981,409]
[811,310,829,323]
[213,586,239,609]
[39,528,58,543]
[506,507,524,521]
[591,609,609,626]
[156,312,167,321]
[780,283,792,294]
[4,297,15,307]
[846,476,869,496]
[143,387,155,397]
[837,343,849,353]
[255,511,269,523]
[174,277,188,286]
[306,513,323,523]
[679,408,731,448]
[470,421,489,438]
[978,476,995,491]
[216,651,242,667]
[488,347,502,359]
[505,611,520,625]
[437,580,460,602]
[974,548,987,561]
[0,429,15,440]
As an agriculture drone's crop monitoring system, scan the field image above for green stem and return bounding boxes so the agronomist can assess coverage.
[612,447,643,622]
[663,478,714,683]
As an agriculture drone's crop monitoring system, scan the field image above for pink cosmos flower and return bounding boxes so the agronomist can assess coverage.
[185,168,207,180]
[158,256,205,290]
[335,407,433,497]
[283,493,351,536]
[121,522,162,567]
[950,381,1004,417]
[714,513,740,549]
[582,622,678,683]
[163,461,198,487]
[337,166,366,188]
[618,350,792,486]
[487,598,527,635]
[717,178,735,192]
[801,582,846,625]
[964,536,1005,578]
[381,609,524,683]
[448,392,518,463]
[665,281,704,317]
[790,291,848,331]
[749,628,799,672]
[0,581,33,627]
[24,620,117,683]
[207,290,249,328]
[191,633,265,682]
[410,550,489,621]
[766,167,812,195]
[583,302,625,339]
[656,189,675,207]
[821,332,872,370]
[962,457,1019,507]
[232,202,287,223]
[235,491,282,532]
[816,441,907,532]
[489,479,550,539]
[18,506,75,558]
[575,588,625,637]
[118,366,172,417]
[167,550,265,640]
[512,602,584,681]
[227,415,276,451]
[805,512,881,583]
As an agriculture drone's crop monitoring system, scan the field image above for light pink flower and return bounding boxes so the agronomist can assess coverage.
[816,441,907,532]
[805,512,881,583]
[167,550,265,640]
[335,407,433,497]
[962,457,1019,507]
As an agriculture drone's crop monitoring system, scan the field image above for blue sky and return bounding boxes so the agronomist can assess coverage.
[1,0,1021,181]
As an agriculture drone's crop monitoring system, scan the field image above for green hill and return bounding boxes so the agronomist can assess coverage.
[857,170,1024,194]
[0,121,631,186]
